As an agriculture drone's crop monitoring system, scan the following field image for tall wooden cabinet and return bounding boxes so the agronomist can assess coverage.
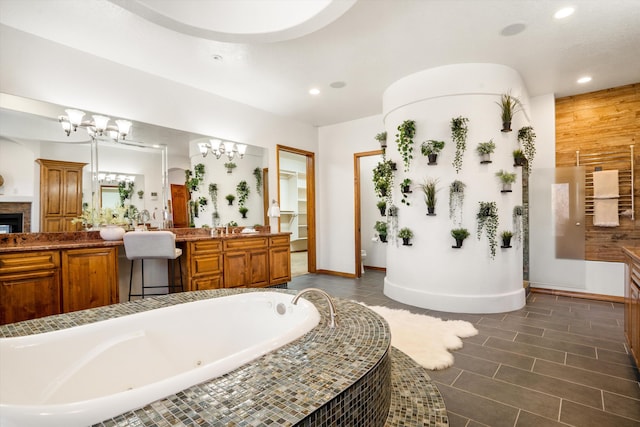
[624,247,640,368]
[37,159,87,232]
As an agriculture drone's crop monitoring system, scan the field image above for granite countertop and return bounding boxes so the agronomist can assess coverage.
[0,289,391,426]
[0,228,291,253]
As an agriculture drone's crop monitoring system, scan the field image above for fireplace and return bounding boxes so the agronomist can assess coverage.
[0,213,23,233]
[0,202,32,233]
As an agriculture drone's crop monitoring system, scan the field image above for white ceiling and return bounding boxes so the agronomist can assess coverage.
[0,0,639,127]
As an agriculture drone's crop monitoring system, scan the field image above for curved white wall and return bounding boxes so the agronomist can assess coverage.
[382,64,527,313]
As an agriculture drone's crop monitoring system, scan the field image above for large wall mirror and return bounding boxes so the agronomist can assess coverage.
[0,93,267,232]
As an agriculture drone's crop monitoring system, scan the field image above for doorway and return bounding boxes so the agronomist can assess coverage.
[277,145,316,276]
[354,150,385,278]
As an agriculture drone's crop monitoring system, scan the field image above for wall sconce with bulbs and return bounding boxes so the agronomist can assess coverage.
[59,108,132,142]
[198,139,247,161]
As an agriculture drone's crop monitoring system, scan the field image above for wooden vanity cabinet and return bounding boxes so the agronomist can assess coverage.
[186,240,223,290]
[624,248,640,367]
[61,247,118,313]
[0,251,61,324]
[223,237,269,288]
[37,159,87,232]
[269,235,291,285]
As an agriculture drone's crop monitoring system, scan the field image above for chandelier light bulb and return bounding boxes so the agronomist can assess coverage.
[92,115,110,133]
[65,109,85,127]
[115,120,132,139]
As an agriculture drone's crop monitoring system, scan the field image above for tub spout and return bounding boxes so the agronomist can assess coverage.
[292,288,338,328]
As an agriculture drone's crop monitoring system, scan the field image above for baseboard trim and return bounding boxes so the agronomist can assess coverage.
[315,269,357,278]
[531,287,624,304]
[364,266,386,272]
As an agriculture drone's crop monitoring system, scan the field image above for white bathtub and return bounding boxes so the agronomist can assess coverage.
[0,291,320,427]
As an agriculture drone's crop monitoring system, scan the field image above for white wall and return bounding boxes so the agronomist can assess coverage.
[317,114,385,274]
[0,25,318,232]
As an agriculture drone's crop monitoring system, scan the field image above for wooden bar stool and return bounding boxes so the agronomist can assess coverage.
[123,231,183,300]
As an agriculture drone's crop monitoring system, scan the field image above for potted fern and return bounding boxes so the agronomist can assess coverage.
[398,227,414,246]
[451,228,470,248]
[395,120,416,172]
[418,177,439,215]
[476,140,495,163]
[513,149,526,167]
[376,200,386,216]
[375,131,388,151]
[501,230,513,248]
[421,140,445,165]
[496,170,517,192]
[225,194,235,206]
[374,220,388,243]
[239,206,249,218]
[451,116,469,173]
[224,162,237,174]
[496,91,521,132]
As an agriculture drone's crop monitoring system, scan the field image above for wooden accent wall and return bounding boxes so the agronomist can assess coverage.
[555,83,640,262]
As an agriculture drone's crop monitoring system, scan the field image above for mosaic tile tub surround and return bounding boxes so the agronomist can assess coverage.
[0,289,393,426]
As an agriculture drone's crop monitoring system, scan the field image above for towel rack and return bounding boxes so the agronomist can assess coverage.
[576,145,635,220]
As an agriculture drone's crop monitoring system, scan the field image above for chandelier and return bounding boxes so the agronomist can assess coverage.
[198,139,247,161]
[59,109,132,142]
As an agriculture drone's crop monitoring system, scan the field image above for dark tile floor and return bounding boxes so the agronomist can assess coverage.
[288,270,640,427]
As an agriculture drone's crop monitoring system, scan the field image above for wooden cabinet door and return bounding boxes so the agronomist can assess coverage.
[631,283,640,365]
[269,245,291,284]
[224,251,249,288]
[37,159,87,232]
[249,248,269,287]
[171,184,189,228]
[61,247,118,313]
[0,251,61,325]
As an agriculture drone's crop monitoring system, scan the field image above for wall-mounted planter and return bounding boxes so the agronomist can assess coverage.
[379,235,388,243]
[480,154,492,164]
[402,238,413,246]
[427,154,438,165]
[501,183,513,192]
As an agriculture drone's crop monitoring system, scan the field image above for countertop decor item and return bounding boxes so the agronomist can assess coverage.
[99,224,126,241]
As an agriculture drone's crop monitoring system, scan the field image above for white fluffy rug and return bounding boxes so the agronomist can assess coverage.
[362,304,479,370]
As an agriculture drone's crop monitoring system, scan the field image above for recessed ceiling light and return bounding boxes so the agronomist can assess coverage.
[330,81,347,89]
[211,54,224,61]
[309,88,320,95]
[554,7,575,19]
[577,76,592,84]
[500,23,526,37]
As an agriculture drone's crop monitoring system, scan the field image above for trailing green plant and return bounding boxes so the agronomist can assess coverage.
[208,183,219,212]
[117,181,135,206]
[476,140,495,155]
[449,180,466,226]
[198,196,208,212]
[496,169,517,184]
[398,227,413,239]
[373,159,394,201]
[236,180,250,207]
[496,91,521,131]
[395,119,416,172]
[253,167,262,196]
[420,140,445,156]
[194,163,206,181]
[387,204,399,217]
[476,201,499,259]
[418,177,439,214]
[400,178,411,205]
[517,126,536,173]
[450,116,469,173]
[513,205,524,245]
[185,164,205,192]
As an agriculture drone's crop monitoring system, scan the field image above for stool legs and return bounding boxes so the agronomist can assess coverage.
[128,258,182,300]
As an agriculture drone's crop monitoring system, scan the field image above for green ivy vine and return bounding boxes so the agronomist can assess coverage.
[395,120,416,172]
[476,201,499,259]
[450,116,469,174]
